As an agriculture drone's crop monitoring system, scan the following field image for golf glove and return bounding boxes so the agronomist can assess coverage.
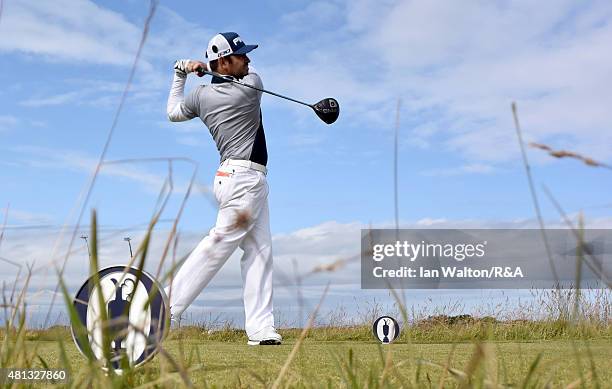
[173,59,193,77]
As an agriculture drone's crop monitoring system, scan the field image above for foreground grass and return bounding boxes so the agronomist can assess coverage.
[15,326,612,388]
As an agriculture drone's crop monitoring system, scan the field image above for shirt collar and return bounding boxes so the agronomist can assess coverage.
[211,74,236,84]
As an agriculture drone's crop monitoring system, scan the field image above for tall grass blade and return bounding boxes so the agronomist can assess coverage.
[57,267,94,360]
[271,283,330,389]
[88,209,114,372]
[511,102,560,287]
[520,352,542,389]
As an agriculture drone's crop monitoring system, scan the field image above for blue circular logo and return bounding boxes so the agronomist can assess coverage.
[71,266,169,371]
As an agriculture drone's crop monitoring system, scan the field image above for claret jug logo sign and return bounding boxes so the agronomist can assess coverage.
[72,266,169,371]
[372,316,400,344]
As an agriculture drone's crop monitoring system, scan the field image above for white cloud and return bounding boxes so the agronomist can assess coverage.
[12,146,168,193]
[2,216,611,325]
[273,221,362,265]
[0,115,18,132]
[264,0,612,163]
[280,1,343,29]
[0,0,142,66]
[420,163,496,177]
[19,79,129,108]
[0,207,53,225]
[157,119,207,135]
[176,136,206,147]
[0,115,45,133]
[20,91,84,107]
[4,1,612,165]
[2,1,213,118]
[288,132,326,147]
[144,7,214,61]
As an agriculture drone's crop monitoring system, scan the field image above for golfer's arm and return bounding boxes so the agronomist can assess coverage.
[167,72,195,122]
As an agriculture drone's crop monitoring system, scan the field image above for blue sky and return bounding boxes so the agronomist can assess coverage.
[1,0,611,327]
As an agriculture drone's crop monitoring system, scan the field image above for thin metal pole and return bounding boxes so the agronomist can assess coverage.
[80,235,90,258]
[124,237,133,258]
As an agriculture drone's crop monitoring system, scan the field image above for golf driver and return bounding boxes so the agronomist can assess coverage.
[197,68,339,124]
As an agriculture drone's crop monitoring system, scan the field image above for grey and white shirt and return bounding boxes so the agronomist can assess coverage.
[167,68,268,165]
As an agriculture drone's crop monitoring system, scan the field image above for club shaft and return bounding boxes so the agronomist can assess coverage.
[201,69,312,108]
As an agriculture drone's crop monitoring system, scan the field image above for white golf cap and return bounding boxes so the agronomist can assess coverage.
[206,32,258,61]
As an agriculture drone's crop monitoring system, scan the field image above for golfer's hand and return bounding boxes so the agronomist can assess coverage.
[187,61,208,77]
[174,59,208,77]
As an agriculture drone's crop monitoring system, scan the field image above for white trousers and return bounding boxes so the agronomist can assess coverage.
[165,164,275,337]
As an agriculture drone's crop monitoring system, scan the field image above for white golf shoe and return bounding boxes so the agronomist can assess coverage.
[247,326,282,346]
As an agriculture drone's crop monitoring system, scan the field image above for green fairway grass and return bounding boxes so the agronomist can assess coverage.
[19,329,612,388]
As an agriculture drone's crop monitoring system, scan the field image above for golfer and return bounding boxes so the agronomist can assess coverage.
[164,32,281,345]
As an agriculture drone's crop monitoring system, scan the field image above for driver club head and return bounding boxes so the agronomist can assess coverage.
[312,98,339,124]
